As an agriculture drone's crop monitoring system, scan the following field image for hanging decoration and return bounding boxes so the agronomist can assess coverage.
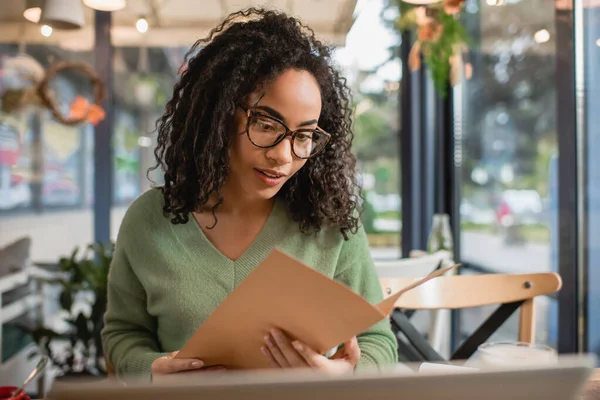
[395,0,472,97]
[38,62,106,125]
[2,61,106,126]
[69,95,106,125]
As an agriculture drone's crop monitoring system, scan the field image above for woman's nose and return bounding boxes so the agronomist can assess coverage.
[265,137,294,164]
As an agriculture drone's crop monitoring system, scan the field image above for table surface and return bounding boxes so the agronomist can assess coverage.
[32,368,600,400]
[584,369,600,400]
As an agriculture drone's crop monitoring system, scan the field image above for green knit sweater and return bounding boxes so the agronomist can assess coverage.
[102,188,398,379]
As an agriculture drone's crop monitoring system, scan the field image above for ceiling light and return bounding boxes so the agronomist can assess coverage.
[136,16,148,33]
[486,0,504,5]
[138,136,152,147]
[23,0,43,23]
[596,38,600,47]
[40,0,85,30]
[41,25,53,37]
[83,0,127,11]
[401,0,439,3]
[534,29,550,44]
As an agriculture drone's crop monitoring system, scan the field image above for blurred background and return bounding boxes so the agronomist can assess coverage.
[0,0,598,395]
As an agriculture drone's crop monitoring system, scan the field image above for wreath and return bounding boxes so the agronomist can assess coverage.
[37,61,107,126]
[0,61,106,126]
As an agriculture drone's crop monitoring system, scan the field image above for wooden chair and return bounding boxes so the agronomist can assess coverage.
[380,272,562,363]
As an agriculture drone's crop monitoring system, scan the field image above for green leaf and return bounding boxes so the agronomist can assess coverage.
[58,258,70,272]
[398,0,419,15]
[91,292,107,325]
[389,1,471,97]
[31,277,68,286]
[27,349,40,360]
[29,240,115,375]
[59,290,73,311]
[74,312,92,344]
[31,327,60,345]
[396,8,418,31]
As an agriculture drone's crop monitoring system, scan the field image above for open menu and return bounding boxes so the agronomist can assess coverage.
[176,249,454,369]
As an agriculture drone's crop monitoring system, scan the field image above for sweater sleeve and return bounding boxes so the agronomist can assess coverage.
[333,224,398,371]
[101,222,169,380]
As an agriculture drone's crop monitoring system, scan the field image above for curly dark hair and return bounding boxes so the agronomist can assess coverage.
[151,7,362,239]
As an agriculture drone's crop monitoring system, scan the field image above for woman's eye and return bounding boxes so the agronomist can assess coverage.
[296,133,313,142]
[257,121,276,131]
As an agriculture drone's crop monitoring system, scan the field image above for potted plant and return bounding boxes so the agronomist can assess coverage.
[392,0,472,97]
[22,242,113,379]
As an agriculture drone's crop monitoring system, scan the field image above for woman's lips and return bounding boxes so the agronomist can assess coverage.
[254,168,286,186]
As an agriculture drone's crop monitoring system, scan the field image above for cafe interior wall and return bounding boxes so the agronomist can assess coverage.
[0,28,182,394]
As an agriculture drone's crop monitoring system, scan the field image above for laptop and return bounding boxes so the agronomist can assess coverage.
[49,355,596,400]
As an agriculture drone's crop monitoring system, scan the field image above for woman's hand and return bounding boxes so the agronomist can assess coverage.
[151,351,226,375]
[261,329,360,375]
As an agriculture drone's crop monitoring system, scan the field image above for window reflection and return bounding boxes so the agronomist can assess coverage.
[584,3,600,358]
[457,0,557,347]
[336,0,402,256]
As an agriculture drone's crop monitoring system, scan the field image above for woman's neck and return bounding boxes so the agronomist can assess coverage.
[202,188,275,219]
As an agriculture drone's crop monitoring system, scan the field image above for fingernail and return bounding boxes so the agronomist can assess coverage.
[261,346,268,356]
[192,361,203,368]
[292,341,303,351]
[264,335,272,345]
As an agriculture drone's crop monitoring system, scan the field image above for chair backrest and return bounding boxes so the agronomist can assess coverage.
[374,250,453,278]
[380,272,562,343]
[380,272,561,309]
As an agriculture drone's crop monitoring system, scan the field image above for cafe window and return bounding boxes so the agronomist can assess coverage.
[583,3,600,357]
[335,0,402,257]
[456,0,558,346]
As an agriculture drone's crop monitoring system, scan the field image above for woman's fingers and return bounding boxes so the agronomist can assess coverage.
[260,331,360,373]
[264,331,291,367]
[270,329,309,367]
[165,358,204,373]
[291,340,327,368]
[152,351,204,374]
[292,337,360,369]
[332,336,360,363]
[261,345,280,368]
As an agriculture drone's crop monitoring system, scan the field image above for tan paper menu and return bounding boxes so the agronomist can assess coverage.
[176,249,454,369]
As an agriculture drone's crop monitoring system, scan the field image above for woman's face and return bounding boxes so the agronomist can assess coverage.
[227,69,322,202]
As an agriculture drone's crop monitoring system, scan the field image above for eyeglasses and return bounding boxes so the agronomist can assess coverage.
[239,106,331,159]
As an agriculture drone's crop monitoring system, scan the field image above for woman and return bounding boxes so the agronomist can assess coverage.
[101,8,398,380]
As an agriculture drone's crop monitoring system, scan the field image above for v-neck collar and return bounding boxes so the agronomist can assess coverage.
[174,198,288,279]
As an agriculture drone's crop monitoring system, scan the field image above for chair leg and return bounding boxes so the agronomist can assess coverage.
[390,310,447,363]
[429,308,451,359]
[451,300,523,361]
[396,335,426,363]
[518,298,536,343]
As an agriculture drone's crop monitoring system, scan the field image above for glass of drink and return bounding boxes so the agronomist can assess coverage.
[476,341,558,368]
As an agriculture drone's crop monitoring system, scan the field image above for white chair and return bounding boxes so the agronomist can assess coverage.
[374,250,453,278]
[0,237,46,393]
[374,250,455,358]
